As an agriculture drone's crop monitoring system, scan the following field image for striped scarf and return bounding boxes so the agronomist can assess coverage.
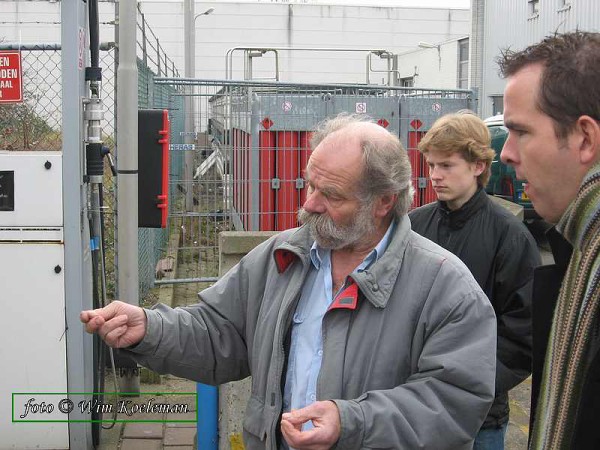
[531,162,600,450]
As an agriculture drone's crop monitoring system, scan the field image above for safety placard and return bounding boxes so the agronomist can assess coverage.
[170,144,195,151]
[0,51,23,103]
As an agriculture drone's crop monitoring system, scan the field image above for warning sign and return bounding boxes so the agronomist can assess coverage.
[0,51,22,103]
[355,102,367,114]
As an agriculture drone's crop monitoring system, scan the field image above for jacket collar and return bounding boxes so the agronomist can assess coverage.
[273,216,412,309]
[437,187,488,229]
[546,226,573,271]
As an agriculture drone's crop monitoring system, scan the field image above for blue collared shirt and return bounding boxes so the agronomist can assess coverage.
[282,220,396,426]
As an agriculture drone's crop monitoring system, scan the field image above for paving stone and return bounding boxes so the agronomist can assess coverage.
[120,438,162,450]
[122,422,164,439]
[117,412,164,422]
[166,412,197,428]
[164,427,197,446]
[162,447,194,450]
[97,420,124,450]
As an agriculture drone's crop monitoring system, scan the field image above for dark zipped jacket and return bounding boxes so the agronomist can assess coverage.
[409,188,541,428]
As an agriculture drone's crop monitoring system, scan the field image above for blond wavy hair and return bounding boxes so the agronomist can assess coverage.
[418,112,496,187]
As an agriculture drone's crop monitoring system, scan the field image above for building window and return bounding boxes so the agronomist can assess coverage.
[457,38,469,89]
[491,95,504,116]
[528,0,539,15]
[400,77,414,87]
[558,0,571,11]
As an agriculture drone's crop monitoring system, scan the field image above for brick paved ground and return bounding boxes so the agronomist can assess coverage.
[98,375,197,450]
[507,378,531,450]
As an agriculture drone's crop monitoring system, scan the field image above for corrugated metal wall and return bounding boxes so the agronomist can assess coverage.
[480,0,600,119]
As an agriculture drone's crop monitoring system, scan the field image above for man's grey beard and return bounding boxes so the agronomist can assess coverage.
[297,202,376,250]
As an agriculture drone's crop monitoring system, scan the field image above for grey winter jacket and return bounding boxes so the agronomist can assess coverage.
[127,216,497,449]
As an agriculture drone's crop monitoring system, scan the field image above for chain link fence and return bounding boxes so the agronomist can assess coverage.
[0,9,182,305]
[0,46,62,151]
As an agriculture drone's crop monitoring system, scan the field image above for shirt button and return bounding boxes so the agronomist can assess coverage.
[317,349,323,356]
[372,283,379,291]
[310,394,316,402]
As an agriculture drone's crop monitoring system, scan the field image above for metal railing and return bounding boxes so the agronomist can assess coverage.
[153,78,476,285]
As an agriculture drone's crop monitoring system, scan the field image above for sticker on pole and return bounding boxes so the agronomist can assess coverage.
[0,51,23,103]
[78,28,86,70]
[355,102,367,114]
[432,102,442,113]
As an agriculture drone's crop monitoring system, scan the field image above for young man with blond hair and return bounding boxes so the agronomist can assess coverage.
[409,112,540,450]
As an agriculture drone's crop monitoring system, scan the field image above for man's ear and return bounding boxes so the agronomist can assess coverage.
[374,193,397,218]
[473,160,486,177]
[574,115,600,165]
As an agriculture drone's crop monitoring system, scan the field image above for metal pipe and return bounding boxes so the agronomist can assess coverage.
[0,42,115,51]
[197,383,218,450]
[366,51,400,85]
[154,277,219,285]
[184,0,195,211]
[116,0,139,393]
[0,43,61,50]
[155,77,473,94]
[225,46,393,81]
[62,1,94,446]
[184,5,219,448]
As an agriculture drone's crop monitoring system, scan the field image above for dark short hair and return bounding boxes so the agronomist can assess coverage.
[498,31,600,139]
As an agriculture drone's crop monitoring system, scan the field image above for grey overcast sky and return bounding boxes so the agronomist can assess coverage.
[147,0,471,8]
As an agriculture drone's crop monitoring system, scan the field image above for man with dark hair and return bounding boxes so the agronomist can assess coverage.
[409,112,540,450]
[82,114,497,449]
[499,31,600,449]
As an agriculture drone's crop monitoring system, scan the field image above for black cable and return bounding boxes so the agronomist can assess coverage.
[88,0,100,69]
[89,215,102,447]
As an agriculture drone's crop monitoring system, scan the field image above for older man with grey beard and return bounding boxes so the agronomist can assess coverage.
[81,113,496,450]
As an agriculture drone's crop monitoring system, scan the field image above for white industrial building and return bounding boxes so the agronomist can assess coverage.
[392,36,469,89]
[470,0,600,119]
[138,0,470,84]
[0,0,470,85]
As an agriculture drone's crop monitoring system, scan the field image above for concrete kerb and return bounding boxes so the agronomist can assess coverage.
[156,216,183,308]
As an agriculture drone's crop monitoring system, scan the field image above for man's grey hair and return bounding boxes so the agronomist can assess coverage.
[310,113,415,219]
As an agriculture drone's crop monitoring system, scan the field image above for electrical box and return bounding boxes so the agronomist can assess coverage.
[138,109,170,228]
[0,151,68,449]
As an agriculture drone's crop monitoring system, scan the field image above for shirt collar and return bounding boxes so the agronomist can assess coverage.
[309,219,396,271]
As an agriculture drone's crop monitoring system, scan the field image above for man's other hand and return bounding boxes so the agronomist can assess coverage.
[80,300,147,348]
[281,400,341,450]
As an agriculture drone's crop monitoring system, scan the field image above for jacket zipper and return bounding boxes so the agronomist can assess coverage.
[267,258,309,448]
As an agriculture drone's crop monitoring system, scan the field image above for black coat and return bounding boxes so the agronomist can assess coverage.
[409,189,541,428]
[531,228,600,449]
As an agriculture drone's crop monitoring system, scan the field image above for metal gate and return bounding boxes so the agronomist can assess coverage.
[157,78,476,285]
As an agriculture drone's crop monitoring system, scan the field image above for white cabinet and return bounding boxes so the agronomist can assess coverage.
[0,152,68,449]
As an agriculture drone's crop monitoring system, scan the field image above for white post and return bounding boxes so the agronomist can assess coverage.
[117,0,140,393]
